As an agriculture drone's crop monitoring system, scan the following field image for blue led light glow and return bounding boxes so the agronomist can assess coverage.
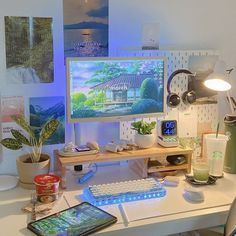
[83,185,166,206]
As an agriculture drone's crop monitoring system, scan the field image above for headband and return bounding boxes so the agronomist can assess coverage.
[167,69,194,94]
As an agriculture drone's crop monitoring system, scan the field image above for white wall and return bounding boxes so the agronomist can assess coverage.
[110,0,236,57]
[0,0,65,174]
[109,0,236,118]
[1,0,236,174]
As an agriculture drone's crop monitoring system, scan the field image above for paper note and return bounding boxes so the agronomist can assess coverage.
[178,107,197,138]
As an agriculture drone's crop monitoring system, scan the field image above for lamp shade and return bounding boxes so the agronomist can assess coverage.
[204,73,231,91]
[204,60,231,92]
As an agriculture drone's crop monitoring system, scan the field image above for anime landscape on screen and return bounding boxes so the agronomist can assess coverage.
[67,57,165,122]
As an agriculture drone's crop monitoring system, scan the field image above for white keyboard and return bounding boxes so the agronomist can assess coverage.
[83,178,166,206]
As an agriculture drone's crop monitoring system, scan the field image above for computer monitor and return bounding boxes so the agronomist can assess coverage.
[66,57,166,122]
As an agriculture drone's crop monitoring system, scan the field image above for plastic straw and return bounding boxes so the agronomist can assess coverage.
[216,122,220,138]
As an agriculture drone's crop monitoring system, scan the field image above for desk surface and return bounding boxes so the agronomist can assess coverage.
[0,165,235,236]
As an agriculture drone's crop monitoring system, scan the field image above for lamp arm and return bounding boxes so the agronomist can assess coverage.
[226,68,235,114]
[226,68,234,74]
[226,91,235,114]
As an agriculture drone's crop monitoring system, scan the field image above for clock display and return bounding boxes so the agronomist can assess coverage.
[161,120,177,136]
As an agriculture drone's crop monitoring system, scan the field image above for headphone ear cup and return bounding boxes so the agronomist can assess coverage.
[167,93,181,108]
[182,91,196,105]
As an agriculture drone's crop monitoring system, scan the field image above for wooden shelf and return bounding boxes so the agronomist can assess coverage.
[55,145,192,165]
[148,163,189,173]
[54,145,193,188]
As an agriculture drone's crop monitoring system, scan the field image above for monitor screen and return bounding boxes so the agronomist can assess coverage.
[66,57,166,122]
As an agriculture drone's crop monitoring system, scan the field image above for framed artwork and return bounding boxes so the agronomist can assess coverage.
[1,96,24,123]
[29,96,65,145]
[63,0,109,57]
[188,55,218,104]
[142,23,159,50]
[5,16,54,84]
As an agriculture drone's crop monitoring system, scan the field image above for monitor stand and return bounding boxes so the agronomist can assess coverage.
[74,123,83,172]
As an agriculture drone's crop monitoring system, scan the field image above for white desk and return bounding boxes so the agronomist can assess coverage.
[0,165,235,236]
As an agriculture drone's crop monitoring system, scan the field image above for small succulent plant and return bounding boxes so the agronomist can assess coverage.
[131,120,156,135]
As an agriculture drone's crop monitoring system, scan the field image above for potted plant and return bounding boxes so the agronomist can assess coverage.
[131,120,156,148]
[0,115,59,189]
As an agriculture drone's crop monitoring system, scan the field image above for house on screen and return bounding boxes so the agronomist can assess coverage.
[91,73,155,105]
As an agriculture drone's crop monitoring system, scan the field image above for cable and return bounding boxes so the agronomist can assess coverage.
[78,163,97,184]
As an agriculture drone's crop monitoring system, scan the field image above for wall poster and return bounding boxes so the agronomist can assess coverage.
[0,96,25,140]
[142,23,160,50]
[188,55,218,104]
[1,96,24,123]
[29,96,65,145]
[4,16,54,84]
[63,0,109,57]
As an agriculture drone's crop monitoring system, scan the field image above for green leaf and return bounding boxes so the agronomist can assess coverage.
[0,138,22,150]
[150,121,156,129]
[11,129,31,146]
[39,119,59,144]
[11,115,35,138]
[131,120,156,135]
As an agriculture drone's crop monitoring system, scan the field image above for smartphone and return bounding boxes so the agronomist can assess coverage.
[75,145,91,152]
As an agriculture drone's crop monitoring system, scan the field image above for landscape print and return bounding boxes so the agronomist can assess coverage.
[29,96,65,145]
[63,0,108,57]
[5,16,53,83]
[69,58,164,121]
[188,55,218,103]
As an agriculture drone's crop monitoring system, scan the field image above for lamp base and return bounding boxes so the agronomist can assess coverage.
[0,175,18,191]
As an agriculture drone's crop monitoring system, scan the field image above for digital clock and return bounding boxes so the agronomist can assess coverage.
[161,120,177,136]
[157,120,178,147]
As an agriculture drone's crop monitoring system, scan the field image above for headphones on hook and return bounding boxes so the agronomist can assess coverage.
[167,69,196,108]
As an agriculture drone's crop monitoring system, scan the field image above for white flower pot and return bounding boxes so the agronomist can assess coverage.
[134,133,155,149]
[16,153,50,189]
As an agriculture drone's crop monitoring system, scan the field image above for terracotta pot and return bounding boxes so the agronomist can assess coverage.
[135,133,155,149]
[16,153,50,189]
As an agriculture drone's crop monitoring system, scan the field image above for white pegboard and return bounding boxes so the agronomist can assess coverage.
[195,104,219,129]
[119,50,219,148]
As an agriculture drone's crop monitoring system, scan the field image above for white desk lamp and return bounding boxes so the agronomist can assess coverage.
[204,60,231,91]
[0,174,18,191]
[0,151,18,191]
[204,60,234,114]
[0,123,18,191]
